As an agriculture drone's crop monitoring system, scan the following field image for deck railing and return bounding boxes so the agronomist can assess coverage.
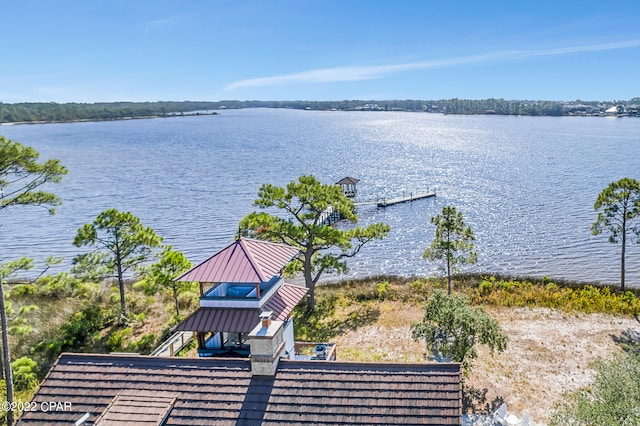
[150,331,195,357]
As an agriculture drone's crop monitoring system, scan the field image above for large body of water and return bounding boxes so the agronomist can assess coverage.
[1,109,639,287]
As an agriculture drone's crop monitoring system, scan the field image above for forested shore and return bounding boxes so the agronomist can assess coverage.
[2,98,639,124]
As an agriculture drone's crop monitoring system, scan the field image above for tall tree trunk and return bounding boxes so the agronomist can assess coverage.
[621,214,626,291]
[446,255,452,296]
[173,285,180,318]
[446,232,452,295]
[0,276,15,426]
[116,259,127,324]
[303,250,315,309]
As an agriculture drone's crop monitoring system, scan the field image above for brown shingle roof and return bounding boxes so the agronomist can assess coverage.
[176,238,299,284]
[335,177,360,185]
[94,389,176,425]
[19,354,462,426]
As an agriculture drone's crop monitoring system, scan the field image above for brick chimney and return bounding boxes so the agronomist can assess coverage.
[249,311,285,376]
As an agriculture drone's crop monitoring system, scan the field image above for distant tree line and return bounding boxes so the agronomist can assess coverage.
[0,101,220,124]
[2,98,639,123]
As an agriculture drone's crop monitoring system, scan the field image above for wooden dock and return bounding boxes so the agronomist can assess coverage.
[322,187,437,224]
[375,189,436,208]
[319,205,343,225]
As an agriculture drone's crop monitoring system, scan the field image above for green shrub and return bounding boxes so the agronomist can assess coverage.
[410,280,425,293]
[105,327,132,352]
[31,304,110,374]
[551,351,640,424]
[479,279,493,296]
[132,278,159,296]
[35,273,95,298]
[376,281,389,299]
[133,333,157,354]
[9,283,37,296]
[11,357,39,392]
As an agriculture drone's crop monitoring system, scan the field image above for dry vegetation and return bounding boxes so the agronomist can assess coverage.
[10,274,639,425]
[330,302,637,424]
[302,276,640,425]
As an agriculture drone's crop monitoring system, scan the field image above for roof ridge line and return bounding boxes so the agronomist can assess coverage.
[175,238,239,281]
[238,238,269,282]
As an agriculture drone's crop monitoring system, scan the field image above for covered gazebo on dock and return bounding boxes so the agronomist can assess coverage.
[336,176,360,197]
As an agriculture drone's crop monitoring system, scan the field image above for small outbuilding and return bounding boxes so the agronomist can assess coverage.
[336,176,360,197]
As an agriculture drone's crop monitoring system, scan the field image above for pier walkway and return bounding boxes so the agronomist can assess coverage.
[321,187,436,225]
[354,189,436,208]
[374,190,436,207]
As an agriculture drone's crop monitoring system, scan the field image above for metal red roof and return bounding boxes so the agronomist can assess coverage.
[175,307,260,333]
[264,283,308,320]
[177,238,299,283]
[175,283,308,332]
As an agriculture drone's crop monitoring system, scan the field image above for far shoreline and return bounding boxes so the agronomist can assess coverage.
[2,98,638,126]
[3,108,637,127]
[0,111,219,126]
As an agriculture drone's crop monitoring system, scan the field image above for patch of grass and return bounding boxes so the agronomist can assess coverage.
[292,274,640,368]
[313,274,640,316]
[293,293,381,341]
[467,275,640,315]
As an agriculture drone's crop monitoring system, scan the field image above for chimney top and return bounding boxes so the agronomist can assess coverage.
[249,312,285,376]
[260,311,273,327]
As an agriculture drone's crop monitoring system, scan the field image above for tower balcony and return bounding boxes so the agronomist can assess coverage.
[199,275,282,309]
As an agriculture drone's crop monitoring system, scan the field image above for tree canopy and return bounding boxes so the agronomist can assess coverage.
[239,175,390,308]
[72,209,163,323]
[424,205,477,295]
[411,289,507,372]
[139,245,192,319]
[551,350,640,425]
[0,136,67,214]
[2,99,639,124]
[0,136,66,425]
[591,178,640,290]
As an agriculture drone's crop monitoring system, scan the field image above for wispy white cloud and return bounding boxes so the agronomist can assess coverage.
[518,39,640,57]
[224,39,640,91]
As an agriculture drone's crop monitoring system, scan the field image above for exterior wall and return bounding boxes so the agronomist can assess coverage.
[200,298,261,309]
[283,318,296,360]
[249,320,285,376]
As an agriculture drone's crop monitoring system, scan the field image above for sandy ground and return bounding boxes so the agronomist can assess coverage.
[331,303,640,425]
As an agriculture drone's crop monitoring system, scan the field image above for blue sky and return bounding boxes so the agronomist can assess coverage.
[3,1,640,103]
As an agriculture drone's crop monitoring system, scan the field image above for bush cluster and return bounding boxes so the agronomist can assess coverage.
[469,276,640,315]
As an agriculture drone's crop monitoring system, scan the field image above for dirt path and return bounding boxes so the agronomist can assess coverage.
[332,302,640,425]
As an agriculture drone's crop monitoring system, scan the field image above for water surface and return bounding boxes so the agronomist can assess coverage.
[1,109,639,286]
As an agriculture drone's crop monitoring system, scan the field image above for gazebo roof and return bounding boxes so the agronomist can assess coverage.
[335,176,360,185]
[176,238,299,283]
